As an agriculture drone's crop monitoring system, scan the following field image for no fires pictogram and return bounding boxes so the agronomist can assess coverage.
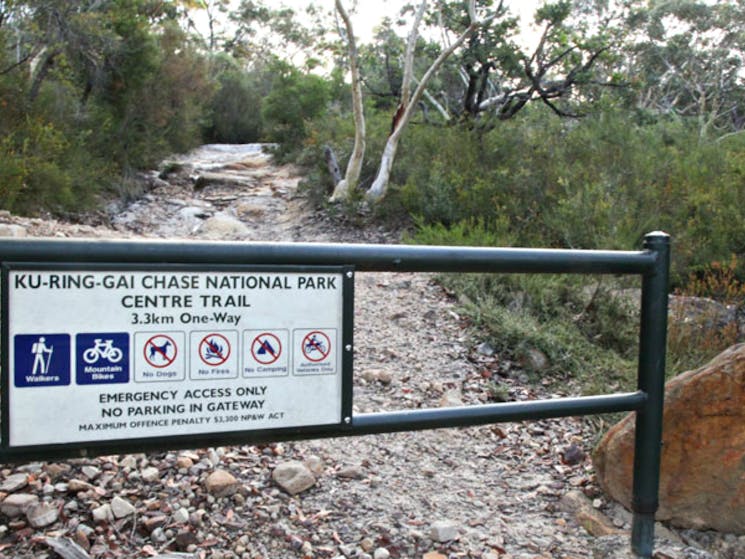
[199,333,231,366]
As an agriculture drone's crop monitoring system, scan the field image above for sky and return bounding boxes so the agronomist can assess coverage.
[299,0,545,43]
[193,1,544,46]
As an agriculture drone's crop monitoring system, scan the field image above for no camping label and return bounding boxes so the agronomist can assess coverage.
[244,330,289,377]
[4,267,349,449]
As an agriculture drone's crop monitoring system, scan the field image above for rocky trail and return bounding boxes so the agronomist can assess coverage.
[0,145,739,559]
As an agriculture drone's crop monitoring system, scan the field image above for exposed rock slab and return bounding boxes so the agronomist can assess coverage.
[594,343,745,533]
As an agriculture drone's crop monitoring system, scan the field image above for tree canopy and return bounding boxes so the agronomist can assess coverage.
[0,0,744,284]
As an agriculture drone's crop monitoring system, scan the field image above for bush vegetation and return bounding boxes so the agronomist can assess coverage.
[304,101,745,391]
[3,1,744,398]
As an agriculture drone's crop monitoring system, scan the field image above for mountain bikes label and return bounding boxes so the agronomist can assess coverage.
[76,333,129,385]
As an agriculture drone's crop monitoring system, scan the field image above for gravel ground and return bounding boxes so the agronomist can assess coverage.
[0,145,739,559]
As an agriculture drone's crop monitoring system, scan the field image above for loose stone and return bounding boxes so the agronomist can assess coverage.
[272,462,316,496]
[141,466,160,483]
[430,519,459,542]
[26,502,59,528]
[92,504,113,523]
[204,470,240,498]
[0,473,28,493]
[0,493,39,517]
[110,496,136,519]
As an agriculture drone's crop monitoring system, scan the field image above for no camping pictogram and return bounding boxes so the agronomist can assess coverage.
[199,333,231,366]
[251,333,282,365]
[144,334,177,368]
[302,331,331,363]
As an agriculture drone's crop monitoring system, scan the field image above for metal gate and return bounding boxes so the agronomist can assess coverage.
[0,231,670,558]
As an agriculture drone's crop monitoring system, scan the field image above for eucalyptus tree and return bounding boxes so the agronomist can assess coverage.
[330,0,617,202]
[429,0,619,123]
[624,0,745,141]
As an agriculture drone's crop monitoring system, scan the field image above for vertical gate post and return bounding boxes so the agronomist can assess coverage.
[631,232,670,557]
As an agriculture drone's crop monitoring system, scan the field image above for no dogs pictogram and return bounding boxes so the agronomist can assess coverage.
[144,334,177,368]
[251,333,282,365]
[302,331,331,362]
[199,333,231,366]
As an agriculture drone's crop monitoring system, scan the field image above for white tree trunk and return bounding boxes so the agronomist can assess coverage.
[366,0,479,201]
[366,135,400,201]
[330,0,366,202]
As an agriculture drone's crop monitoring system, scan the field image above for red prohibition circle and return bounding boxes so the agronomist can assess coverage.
[251,333,282,365]
[301,331,331,363]
[144,334,177,368]
[199,333,231,366]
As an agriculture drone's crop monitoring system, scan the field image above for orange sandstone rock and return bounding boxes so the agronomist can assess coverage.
[594,343,745,533]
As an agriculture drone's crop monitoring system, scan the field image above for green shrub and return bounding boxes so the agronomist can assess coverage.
[262,62,331,156]
[205,65,266,143]
[409,221,638,394]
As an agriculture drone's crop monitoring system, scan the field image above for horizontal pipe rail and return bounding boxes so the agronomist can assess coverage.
[0,238,656,274]
[350,391,647,435]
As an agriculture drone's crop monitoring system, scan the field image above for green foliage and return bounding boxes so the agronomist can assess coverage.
[205,62,266,143]
[382,105,745,285]
[667,257,745,375]
[0,2,212,215]
[261,62,331,156]
[364,102,745,395]
[439,271,637,394]
[0,117,103,214]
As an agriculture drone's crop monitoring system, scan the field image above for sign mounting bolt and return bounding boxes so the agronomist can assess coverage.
[346,271,354,279]
[345,344,352,352]
[344,416,351,424]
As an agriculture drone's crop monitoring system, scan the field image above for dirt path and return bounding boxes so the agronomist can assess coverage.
[0,145,729,559]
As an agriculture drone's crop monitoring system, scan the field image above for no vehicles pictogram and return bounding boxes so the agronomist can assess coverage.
[301,331,331,363]
[144,334,177,368]
[251,333,282,365]
[199,333,231,366]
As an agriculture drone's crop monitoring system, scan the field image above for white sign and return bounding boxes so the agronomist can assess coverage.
[6,268,348,447]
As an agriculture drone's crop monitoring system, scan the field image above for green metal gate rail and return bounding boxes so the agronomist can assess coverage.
[0,232,670,558]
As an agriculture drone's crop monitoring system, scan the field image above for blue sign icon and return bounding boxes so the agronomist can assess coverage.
[76,333,129,385]
[14,334,71,387]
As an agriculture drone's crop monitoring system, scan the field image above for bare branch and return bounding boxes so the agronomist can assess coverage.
[540,96,582,118]
[401,0,428,108]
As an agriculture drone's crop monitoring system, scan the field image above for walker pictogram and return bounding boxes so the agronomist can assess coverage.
[199,334,231,366]
[14,333,71,387]
[32,337,54,375]
[144,335,177,368]
[302,331,331,362]
[83,339,123,364]
[251,333,282,365]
